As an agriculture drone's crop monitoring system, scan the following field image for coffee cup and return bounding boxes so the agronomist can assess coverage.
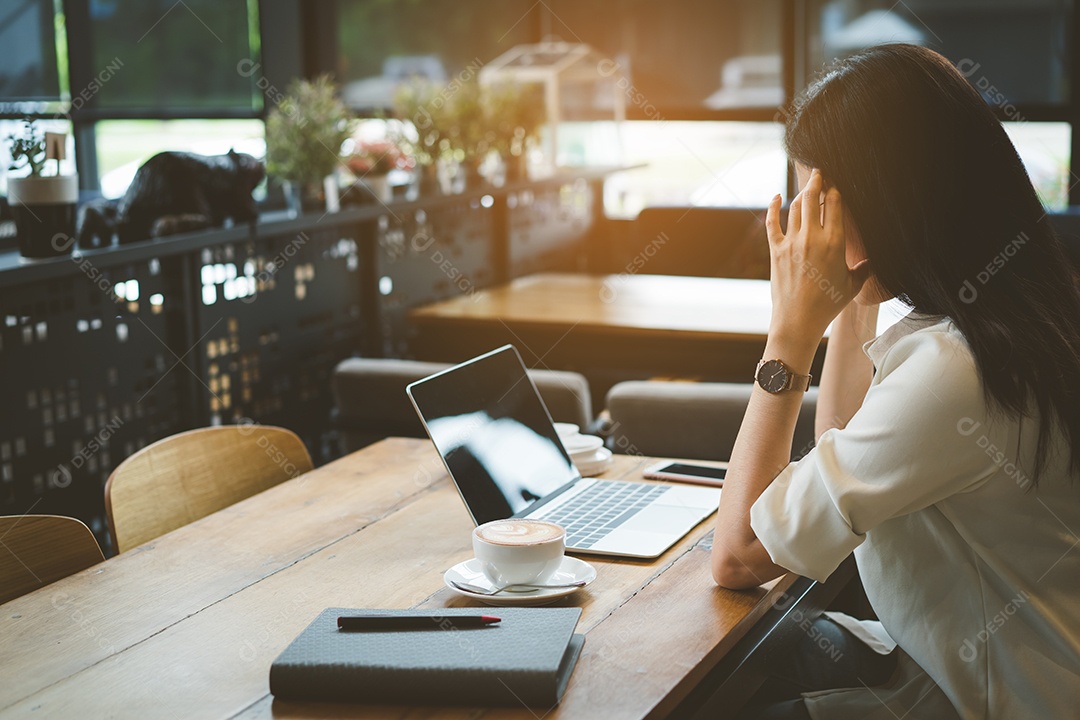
[472,519,565,586]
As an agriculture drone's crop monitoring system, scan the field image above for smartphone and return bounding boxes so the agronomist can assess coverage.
[643,461,727,487]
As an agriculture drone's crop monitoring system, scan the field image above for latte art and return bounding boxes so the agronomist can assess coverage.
[472,519,565,586]
[475,520,564,546]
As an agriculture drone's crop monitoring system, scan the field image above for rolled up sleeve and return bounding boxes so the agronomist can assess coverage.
[751,433,866,582]
[749,326,1001,583]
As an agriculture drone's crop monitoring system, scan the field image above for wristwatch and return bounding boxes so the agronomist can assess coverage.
[755,358,812,394]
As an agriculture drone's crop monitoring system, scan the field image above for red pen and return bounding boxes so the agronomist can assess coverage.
[337,615,501,631]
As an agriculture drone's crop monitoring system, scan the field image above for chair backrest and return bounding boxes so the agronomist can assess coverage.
[625,207,771,279]
[606,380,818,462]
[0,514,104,605]
[332,357,594,453]
[105,425,313,553]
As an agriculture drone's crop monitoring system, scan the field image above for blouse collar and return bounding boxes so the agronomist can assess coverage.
[863,308,946,368]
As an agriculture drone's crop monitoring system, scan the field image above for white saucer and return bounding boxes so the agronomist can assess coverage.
[575,447,614,476]
[444,556,597,606]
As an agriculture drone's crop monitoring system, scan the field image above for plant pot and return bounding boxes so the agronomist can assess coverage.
[281,180,325,217]
[458,160,487,192]
[362,175,393,205]
[417,164,441,196]
[504,153,528,183]
[282,181,303,218]
[8,174,79,259]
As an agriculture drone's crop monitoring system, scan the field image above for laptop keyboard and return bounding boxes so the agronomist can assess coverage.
[536,480,670,549]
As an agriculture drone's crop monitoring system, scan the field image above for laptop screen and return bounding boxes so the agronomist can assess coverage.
[407,346,580,524]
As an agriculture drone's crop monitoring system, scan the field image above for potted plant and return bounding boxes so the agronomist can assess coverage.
[487,82,545,182]
[5,119,78,259]
[444,80,496,191]
[391,79,452,196]
[265,76,354,216]
[344,138,413,204]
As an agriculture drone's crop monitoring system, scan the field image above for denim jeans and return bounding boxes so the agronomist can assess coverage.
[737,615,898,719]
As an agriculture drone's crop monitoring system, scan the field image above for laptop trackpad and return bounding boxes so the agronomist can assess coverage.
[621,503,710,534]
[587,505,710,556]
[589,527,674,557]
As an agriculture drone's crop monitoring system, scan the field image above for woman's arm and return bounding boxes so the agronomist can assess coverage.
[815,303,878,440]
[712,170,871,589]
[710,332,821,588]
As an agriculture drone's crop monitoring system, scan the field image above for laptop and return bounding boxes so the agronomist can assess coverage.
[406,345,721,558]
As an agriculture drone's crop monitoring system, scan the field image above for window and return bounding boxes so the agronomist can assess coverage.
[336,0,535,111]
[336,0,785,116]
[0,0,63,104]
[596,121,786,218]
[808,0,1072,105]
[333,0,789,212]
[85,0,261,112]
[1003,122,1073,211]
[804,1,1074,210]
[544,0,784,115]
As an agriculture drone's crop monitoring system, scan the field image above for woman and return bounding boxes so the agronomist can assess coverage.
[712,44,1080,718]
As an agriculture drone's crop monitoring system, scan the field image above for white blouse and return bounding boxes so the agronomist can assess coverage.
[750,313,1080,719]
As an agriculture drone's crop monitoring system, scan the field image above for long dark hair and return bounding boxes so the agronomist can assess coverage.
[785,43,1080,484]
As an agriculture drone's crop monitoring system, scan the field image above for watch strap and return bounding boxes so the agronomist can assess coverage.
[788,371,812,392]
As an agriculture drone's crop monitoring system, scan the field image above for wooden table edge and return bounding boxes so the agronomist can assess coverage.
[406,311,787,346]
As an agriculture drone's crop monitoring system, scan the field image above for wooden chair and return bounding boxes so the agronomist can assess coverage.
[105,425,313,553]
[0,515,104,605]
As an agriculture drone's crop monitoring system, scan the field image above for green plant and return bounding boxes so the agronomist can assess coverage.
[265,76,354,186]
[391,78,451,168]
[391,79,546,174]
[443,80,495,166]
[487,82,545,158]
[6,118,48,177]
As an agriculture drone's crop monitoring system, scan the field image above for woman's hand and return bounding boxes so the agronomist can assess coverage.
[766,169,871,343]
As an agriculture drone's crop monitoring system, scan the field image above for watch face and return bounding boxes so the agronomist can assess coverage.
[757,359,789,393]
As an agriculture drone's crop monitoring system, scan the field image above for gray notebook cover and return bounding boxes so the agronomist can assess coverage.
[270,607,584,707]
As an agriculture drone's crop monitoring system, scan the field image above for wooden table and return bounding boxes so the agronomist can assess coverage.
[0,438,849,719]
[413,273,779,341]
[409,273,906,408]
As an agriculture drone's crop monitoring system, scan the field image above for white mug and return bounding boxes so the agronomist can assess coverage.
[472,519,565,586]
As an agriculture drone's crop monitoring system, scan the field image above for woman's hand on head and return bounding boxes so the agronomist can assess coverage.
[766,168,871,342]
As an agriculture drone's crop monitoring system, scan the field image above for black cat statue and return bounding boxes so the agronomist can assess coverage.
[77,150,264,247]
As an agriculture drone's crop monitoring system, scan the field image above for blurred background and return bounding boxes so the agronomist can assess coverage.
[0,0,1072,216]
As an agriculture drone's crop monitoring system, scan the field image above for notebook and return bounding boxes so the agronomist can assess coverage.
[270,607,585,707]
